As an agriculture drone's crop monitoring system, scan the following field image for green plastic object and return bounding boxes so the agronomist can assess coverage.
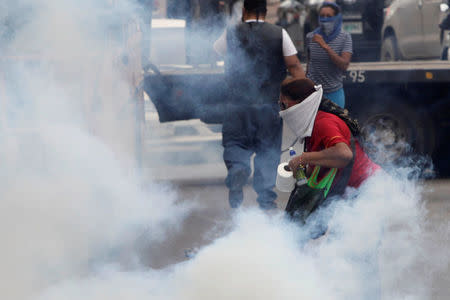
[307,165,338,198]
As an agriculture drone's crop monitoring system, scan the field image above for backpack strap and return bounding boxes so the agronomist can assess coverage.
[319,98,361,137]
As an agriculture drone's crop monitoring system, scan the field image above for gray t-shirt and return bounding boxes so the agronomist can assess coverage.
[306,31,352,94]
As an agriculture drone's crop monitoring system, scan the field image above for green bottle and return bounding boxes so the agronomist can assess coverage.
[289,147,307,185]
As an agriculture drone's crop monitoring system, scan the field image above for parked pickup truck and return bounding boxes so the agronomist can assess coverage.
[142,60,450,177]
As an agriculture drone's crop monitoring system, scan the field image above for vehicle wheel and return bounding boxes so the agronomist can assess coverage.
[380,35,400,61]
[358,101,434,167]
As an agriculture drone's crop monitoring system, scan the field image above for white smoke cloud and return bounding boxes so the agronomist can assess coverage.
[1,1,448,300]
[1,1,190,299]
[31,170,448,300]
[169,171,439,300]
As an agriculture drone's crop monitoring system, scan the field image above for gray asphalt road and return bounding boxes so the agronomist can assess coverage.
[142,177,450,299]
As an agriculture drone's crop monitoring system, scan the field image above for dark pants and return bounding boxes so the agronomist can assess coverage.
[222,104,282,209]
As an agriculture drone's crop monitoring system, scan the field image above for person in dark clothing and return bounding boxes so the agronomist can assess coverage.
[214,0,305,210]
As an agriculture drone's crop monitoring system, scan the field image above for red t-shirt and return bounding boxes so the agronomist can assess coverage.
[305,111,381,188]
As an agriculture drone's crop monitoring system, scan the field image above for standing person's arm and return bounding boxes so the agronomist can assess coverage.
[282,29,305,78]
[285,55,305,78]
[312,34,352,71]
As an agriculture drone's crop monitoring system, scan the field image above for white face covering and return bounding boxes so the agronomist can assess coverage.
[279,85,323,141]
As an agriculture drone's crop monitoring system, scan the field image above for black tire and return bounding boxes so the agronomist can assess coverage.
[380,35,400,61]
[357,100,434,167]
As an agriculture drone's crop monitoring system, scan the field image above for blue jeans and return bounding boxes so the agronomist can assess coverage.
[222,104,282,209]
[324,88,345,108]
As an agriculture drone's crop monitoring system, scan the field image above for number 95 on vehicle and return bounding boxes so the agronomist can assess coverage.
[346,70,366,83]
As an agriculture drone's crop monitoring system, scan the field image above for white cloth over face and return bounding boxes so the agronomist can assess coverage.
[279,85,323,141]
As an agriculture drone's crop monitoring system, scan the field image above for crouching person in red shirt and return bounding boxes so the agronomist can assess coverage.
[279,78,380,228]
[279,78,382,299]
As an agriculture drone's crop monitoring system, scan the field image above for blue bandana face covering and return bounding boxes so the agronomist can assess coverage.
[319,15,339,35]
[314,13,343,43]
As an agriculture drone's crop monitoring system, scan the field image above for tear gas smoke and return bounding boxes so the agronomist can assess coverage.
[33,172,450,300]
[1,1,190,299]
[1,1,448,300]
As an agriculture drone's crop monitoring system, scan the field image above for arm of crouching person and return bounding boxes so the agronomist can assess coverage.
[312,34,351,71]
[288,142,353,173]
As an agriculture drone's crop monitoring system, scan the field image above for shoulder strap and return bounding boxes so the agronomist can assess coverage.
[319,98,361,137]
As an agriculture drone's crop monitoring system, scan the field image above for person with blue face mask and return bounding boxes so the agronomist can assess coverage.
[305,2,352,108]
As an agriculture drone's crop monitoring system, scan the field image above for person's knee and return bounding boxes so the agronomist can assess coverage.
[226,165,250,190]
[223,144,252,165]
